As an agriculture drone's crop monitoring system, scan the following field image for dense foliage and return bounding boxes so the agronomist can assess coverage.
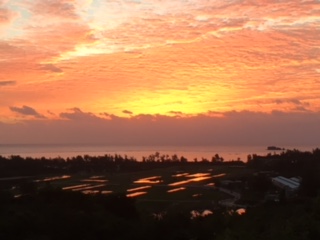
[1,148,320,239]
[1,189,320,240]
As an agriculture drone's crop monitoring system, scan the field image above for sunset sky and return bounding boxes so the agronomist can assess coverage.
[1,0,320,146]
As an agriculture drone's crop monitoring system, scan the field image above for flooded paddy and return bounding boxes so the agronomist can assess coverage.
[192,193,202,198]
[82,190,113,195]
[172,173,189,177]
[71,184,106,191]
[34,175,71,182]
[134,176,162,184]
[167,187,186,193]
[127,191,147,197]
[191,209,213,219]
[127,185,151,192]
[62,184,90,190]
[52,166,233,198]
[168,172,216,186]
[81,179,108,183]
[22,164,251,212]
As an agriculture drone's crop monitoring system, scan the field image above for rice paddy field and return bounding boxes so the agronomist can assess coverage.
[30,165,252,212]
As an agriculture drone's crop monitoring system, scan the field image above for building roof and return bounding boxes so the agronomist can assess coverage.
[272,176,300,190]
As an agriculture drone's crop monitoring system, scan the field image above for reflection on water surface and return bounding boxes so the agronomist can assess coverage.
[126,191,147,197]
[191,209,213,219]
[236,208,246,215]
[63,184,90,190]
[82,190,112,195]
[72,184,106,191]
[186,173,211,178]
[34,175,71,182]
[168,176,212,186]
[90,176,105,179]
[172,173,189,177]
[212,173,226,178]
[127,186,151,192]
[134,176,162,184]
[192,193,202,198]
[81,179,107,183]
[169,179,192,186]
[192,176,212,182]
[167,187,185,193]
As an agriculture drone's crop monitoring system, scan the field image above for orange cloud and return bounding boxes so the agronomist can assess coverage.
[0,80,15,86]
[0,0,319,124]
[0,2,18,35]
[0,7,13,24]
[28,0,78,19]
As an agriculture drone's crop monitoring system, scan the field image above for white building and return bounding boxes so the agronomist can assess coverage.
[271,176,300,196]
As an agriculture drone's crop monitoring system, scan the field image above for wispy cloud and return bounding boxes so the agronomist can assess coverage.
[0,80,16,86]
[40,64,63,73]
[0,3,16,25]
[59,108,99,121]
[9,105,45,118]
[122,110,133,115]
[27,0,78,19]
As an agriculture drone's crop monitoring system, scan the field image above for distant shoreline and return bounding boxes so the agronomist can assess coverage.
[0,145,318,162]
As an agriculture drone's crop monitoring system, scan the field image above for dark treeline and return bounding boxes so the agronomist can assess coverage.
[1,183,320,240]
[0,152,234,178]
[2,148,320,178]
[248,148,320,197]
[248,148,320,174]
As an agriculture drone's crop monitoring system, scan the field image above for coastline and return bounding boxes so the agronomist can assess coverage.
[0,144,317,162]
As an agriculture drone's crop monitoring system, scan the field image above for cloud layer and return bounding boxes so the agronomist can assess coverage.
[0,0,319,145]
[1,109,320,146]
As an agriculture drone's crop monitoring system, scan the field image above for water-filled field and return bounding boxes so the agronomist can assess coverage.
[31,165,252,211]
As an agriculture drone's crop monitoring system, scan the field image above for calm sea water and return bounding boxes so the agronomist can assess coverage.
[0,144,317,162]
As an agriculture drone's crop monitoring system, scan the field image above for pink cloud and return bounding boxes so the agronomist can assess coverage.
[27,0,78,19]
[26,22,95,53]
[0,5,17,28]
[0,8,12,23]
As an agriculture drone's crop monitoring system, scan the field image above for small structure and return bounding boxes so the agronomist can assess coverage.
[264,193,280,202]
[271,176,300,197]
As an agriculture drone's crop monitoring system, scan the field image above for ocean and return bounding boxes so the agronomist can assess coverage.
[0,144,318,162]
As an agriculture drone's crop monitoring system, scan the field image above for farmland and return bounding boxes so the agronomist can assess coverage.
[28,164,252,212]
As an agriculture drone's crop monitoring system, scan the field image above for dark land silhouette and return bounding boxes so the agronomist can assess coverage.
[1,148,320,239]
